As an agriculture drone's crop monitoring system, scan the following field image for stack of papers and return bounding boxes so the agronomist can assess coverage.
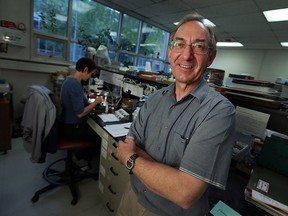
[98,113,120,122]
[104,122,132,137]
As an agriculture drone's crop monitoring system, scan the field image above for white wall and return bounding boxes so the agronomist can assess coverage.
[1,0,288,120]
[0,69,53,118]
[212,49,288,83]
[259,50,288,82]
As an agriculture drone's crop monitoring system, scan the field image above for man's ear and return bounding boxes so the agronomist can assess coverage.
[207,50,216,67]
[83,66,89,74]
[167,48,172,62]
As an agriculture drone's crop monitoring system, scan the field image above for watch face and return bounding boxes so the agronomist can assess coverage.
[126,154,138,171]
[126,158,134,170]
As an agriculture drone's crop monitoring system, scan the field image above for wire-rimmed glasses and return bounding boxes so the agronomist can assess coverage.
[169,40,211,55]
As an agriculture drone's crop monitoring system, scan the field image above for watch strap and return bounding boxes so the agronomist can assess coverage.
[127,153,138,174]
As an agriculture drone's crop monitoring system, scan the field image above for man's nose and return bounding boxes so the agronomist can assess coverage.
[182,45,194,59]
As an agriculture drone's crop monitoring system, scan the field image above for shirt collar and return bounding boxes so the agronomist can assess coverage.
[190,78,210,103]
[162,78,210,103]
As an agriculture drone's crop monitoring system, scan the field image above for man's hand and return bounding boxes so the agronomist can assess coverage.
[93,96,102,106]
[116,138,137,165]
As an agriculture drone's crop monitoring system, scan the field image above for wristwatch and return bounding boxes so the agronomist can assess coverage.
[126,153,139,174]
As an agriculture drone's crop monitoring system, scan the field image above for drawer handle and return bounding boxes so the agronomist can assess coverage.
[112,142,118,148]
[108,185,117,195]
[110,167,119,176]
[106,202,115,212]
[111,152,119,161]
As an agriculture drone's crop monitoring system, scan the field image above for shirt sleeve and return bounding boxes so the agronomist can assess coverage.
[180,101,235,190]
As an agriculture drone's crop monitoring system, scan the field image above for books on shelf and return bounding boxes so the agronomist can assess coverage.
[245,166,288,215]
[245,188,288,216]
[244,135,288,216]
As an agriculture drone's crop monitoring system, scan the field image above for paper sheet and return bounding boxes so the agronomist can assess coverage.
[98,113,120,122]
[104,122,132,137]
[210,200,241,216]
[235,106,270,139]
[252,190,288,212]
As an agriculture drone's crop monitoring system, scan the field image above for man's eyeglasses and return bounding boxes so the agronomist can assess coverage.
[169,41,212,55]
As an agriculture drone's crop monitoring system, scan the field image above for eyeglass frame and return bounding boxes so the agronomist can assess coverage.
[169,40,213,55]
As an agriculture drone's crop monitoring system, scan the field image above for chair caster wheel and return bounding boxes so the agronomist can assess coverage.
[71,198,78,205]
[31,194,39,203]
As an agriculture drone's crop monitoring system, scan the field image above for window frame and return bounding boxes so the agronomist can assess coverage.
[32,0,171,73]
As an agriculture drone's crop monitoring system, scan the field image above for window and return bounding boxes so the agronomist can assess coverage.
[119,53,136,67]
[69,42,85,62]
[71,0,120,49]
[33,0,69,60]
[33,0,170,72]
[33,0,68,36]
[139,22,169,60]
[36,37,65,58]
[120,14,140,53]
[138,57,165,72]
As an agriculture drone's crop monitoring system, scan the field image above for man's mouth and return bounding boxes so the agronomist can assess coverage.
[179,64,193,69]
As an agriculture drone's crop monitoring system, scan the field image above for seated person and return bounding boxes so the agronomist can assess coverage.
[59,57,102,169]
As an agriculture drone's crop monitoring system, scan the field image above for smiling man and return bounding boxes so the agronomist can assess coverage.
[116,13,236,216]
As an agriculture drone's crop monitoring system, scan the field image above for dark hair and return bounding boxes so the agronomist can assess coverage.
[169,13,217,52]
[76,57,97,73]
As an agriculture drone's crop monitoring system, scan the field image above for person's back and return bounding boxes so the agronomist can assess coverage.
[60,76,88,124]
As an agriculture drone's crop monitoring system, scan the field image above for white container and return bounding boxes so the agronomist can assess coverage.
[145,62,151,72]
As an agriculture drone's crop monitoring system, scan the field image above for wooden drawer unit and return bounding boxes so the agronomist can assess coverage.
[88,118,129,215]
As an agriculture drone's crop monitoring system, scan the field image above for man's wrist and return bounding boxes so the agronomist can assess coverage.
[125,153,139,174]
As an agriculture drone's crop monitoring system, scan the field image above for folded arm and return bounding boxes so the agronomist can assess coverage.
[117,138,208,209]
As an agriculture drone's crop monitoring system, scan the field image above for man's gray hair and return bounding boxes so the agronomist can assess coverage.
[169,13,217,52]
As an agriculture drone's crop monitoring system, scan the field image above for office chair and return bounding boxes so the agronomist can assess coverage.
[31,137,98,205]
[22,85,99,205]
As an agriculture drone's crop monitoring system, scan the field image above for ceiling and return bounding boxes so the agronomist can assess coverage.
[98,0,288,50]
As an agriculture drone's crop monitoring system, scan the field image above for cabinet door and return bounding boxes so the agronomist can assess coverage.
[98,174,129,215]
[98,131,129,215]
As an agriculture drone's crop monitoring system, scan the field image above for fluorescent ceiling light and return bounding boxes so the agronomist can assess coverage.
[263,8,288,22]
[217,42,243,47]
[173,19,216,27]
[281,42,288,47]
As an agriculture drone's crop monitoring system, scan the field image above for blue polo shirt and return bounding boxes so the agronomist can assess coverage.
[127,79,236,216]
[59,76,88,124]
